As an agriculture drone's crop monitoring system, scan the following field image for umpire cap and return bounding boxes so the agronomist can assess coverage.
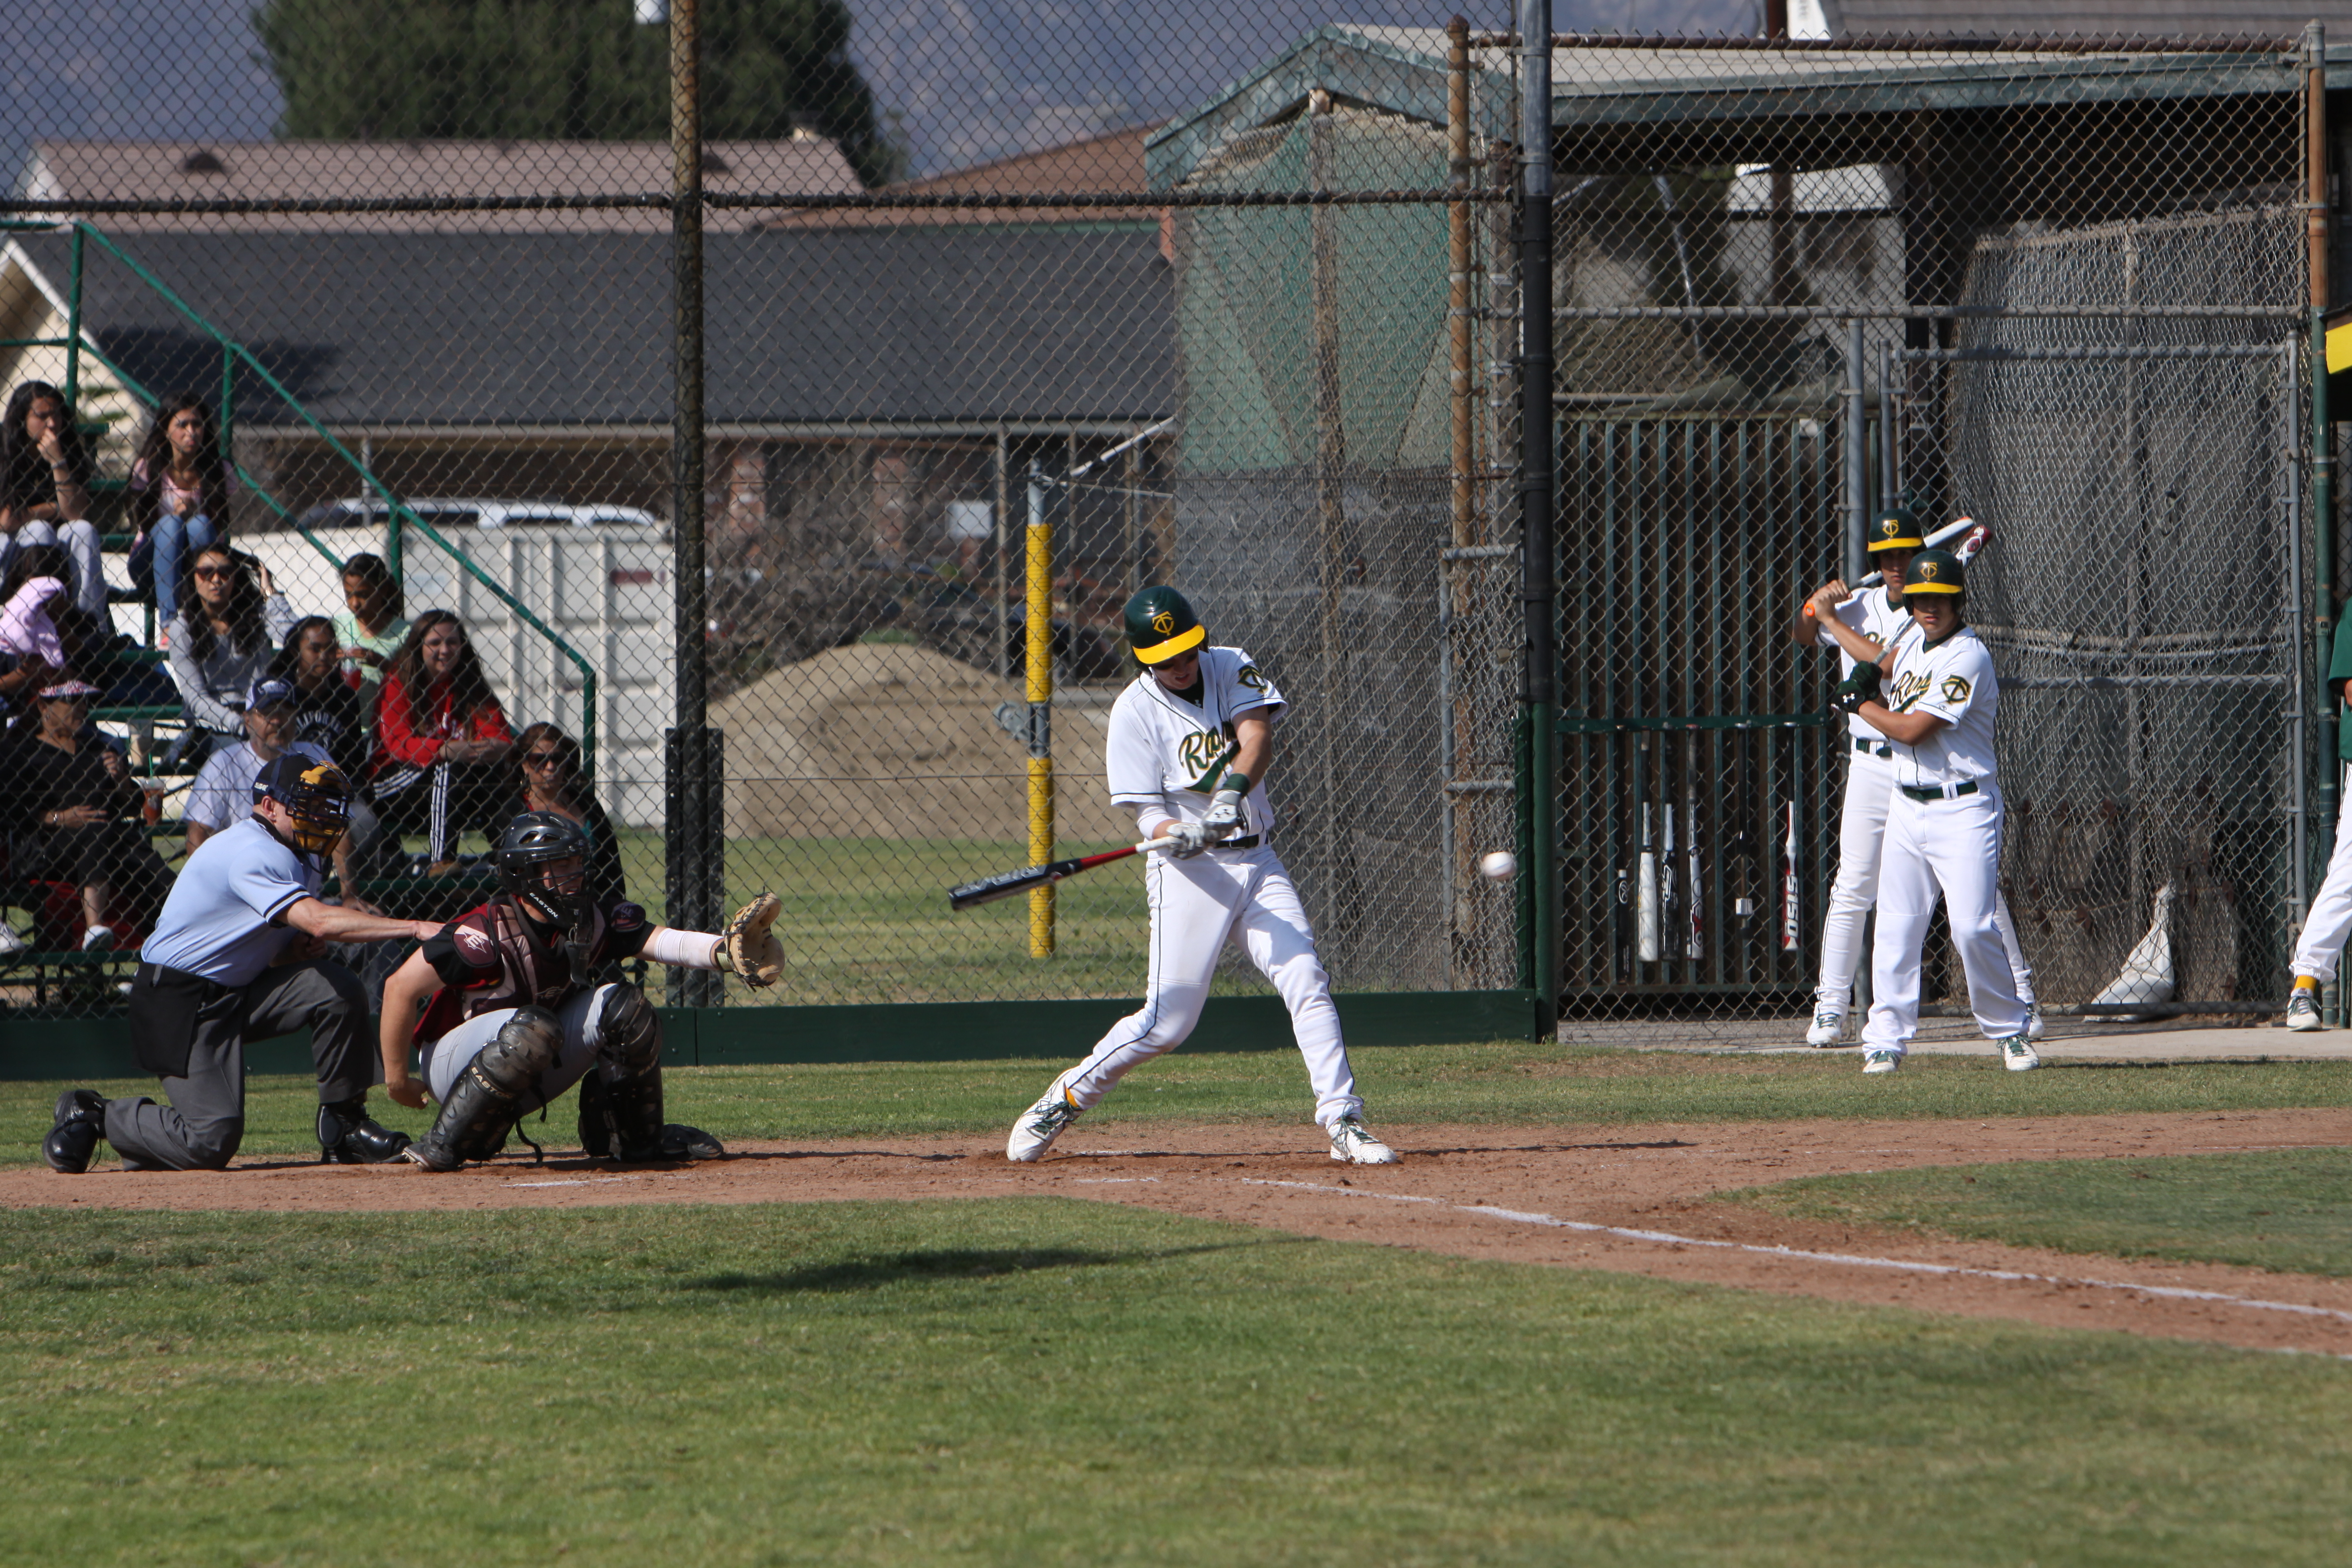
[1902,548,1965,596]
[1866,507,1925,553]
[1122,586,1206,666]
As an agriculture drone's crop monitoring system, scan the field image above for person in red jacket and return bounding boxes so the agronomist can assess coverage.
[368,610,513,871]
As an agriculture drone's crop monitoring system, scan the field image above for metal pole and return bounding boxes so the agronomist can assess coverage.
[667,0,720,1007]
[994,426,1010,682]
[2308,23,2337,1018]
[64,225,84,411]
[1518,0,1558,1030]
[1026,462,1055,956]
[2289,340,2309,920]
[1447,14,1473,987]
[1845,321,1868,583]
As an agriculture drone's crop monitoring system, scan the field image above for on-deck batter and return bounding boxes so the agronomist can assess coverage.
[1006,587,1397,1165]
[1800,508,2039,1047]
[1840,549,2037,1074]
[2284,613,2352,1029]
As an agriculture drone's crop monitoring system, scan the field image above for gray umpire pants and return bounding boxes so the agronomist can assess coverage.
[106,960,373,1171]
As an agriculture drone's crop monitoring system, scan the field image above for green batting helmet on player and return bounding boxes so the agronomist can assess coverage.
[1866,506,1925,553]
[1902,548,1964,596]
[1122,586,1206,666]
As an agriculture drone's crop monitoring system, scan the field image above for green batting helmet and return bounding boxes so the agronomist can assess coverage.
[1122,587,1206,666]
[1866,506,1925,553]
[1902,548,1964,596]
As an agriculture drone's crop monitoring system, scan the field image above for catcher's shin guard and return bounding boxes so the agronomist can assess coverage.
[408,1007,563,1172]
[590,985,667,1162]
[580,1070,722,1161]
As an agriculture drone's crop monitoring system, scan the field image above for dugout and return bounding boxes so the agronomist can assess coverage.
[1150,26,2328,1024]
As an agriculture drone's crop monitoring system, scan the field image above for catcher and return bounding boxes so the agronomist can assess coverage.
[377,812,784,1169]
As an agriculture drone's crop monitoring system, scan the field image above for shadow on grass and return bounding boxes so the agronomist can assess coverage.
[687,1239,1280,1295]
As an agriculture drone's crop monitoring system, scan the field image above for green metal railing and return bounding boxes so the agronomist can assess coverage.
[20,221,598,768]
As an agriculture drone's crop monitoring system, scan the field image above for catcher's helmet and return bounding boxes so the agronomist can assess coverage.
[253,752,351,857]
[1866,506,1925,553]
[1902,547,1965,596]
[1121,586,1206,666]
[495,811,591,926]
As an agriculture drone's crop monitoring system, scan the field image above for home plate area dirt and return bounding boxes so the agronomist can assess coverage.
[11,1109,2351,1357]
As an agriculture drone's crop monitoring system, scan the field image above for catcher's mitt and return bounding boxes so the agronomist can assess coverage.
[719,892,785,988]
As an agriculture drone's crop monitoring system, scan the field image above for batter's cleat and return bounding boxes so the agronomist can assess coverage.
[1998,1034,2040,1072]
[1805,1007,1847,1047]
[2024,1000,2045,1041]
[1327,1115,1400,1165]
[42,1088,107,1174]
[316,1100,413,1165]
[2286,988,2323,1032]
[1007,1089,1082,1162]
[1862,1048,1903,1075]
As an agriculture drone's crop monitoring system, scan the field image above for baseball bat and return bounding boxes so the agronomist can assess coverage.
[949,838,1176,911]
[1803,515,1976,618]
[1684,743,1704,961]
[1779,801,1801,953]
[1659,799,1678,962]
[1636,802,1659,963]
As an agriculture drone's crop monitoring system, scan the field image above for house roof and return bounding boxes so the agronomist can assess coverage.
[17,139,861,232]
[8,226,1171,429]
[1818,1,2335,38]
[758,124,1160,231]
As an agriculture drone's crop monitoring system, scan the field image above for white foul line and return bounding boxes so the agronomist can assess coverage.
[1240,1179,2352,1327]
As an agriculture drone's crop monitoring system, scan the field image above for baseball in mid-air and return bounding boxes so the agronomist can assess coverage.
[1479,850,1518,881]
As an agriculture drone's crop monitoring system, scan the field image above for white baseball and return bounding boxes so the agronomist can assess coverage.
[1479,851,1518,881]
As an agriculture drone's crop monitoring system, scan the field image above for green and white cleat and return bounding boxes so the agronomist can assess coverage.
[2024,999,2045,1041]
[1805,1007,1847,1047]
[2286,989,2323,1032]
[1998,1034,2040,1072]
[1007,1088,1083,1162]
[1862,1048,1903,1075]
[1327,1115,1399,1165]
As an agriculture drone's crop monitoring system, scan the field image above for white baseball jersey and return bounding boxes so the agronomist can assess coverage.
[1105,645,1283,838]
[1882,621,2000,788]
[1818,585,1911,740]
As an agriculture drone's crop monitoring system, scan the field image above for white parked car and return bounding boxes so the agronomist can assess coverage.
[295,497,664,531]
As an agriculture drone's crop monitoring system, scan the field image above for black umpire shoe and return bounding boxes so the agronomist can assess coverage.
[43,1088,108,1174]
[317,1100,413,1165]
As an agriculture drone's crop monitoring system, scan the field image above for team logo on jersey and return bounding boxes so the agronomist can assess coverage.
[1888,670,1931,710]
[1152,610,1176,635]
[1236,663,1267,692]
[1177,729,1226,780]
[1942,675,1972,703]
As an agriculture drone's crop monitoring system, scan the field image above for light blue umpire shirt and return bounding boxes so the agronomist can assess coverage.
[139,817,325,987]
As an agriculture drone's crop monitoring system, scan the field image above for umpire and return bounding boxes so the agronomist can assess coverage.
[43,754,443,1173]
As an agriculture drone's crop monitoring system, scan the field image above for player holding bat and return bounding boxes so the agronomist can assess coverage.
[1005,587,1397,1165]
[1794,508,2038,1046]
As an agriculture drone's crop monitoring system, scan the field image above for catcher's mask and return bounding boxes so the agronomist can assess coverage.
[495,811,592,930]
[252,752,351,857]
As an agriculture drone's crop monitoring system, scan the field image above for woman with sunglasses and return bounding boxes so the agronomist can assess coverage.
[501,723,625,902]
[164,544,296,771]
[9,679,173,951]
[368,610,513,870]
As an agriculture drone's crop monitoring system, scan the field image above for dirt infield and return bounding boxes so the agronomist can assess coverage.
[10,1109,2349,1356]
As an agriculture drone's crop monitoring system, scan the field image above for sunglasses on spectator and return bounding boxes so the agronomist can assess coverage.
[523,751,569,769]
[193,565,234,580]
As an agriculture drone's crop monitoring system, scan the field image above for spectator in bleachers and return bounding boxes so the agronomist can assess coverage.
[185,677,376,908]
[166,544,296,770]
[369,610,512,872]
[334,553,408,724]
[270,616,365,773]
[126,393,235,631]
[10,679,173,951]
[0,544,107,715]
[500,723,625,902]
[0,381,112,618]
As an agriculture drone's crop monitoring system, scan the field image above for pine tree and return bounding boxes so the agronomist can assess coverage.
[255,0,898,186]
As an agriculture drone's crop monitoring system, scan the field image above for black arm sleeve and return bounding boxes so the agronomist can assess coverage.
[600,900,653,962]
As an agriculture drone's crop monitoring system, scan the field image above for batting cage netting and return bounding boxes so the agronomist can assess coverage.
[0,7,2337,1040]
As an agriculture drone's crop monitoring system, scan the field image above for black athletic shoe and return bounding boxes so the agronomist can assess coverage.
[317,1100,412,1165]
[43,1088,107,1174]
[660,1124,726,1161]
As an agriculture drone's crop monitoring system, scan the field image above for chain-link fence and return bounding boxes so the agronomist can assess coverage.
[0,10,2335,1038]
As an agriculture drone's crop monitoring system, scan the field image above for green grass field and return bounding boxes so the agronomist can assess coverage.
[1730,1149,2352,1278]
[5,1199,2349,1567]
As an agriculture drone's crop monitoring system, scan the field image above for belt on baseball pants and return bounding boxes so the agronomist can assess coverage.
[1899,780,1982,802]
[1212,834,1262,851]
[1852,737,1891,758]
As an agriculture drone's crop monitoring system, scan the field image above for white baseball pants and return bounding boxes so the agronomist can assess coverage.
[1819,747,2037,1010]
[2290,773,2352,981]
[1051,842,1363,1127]
[1862,784,2032,1055]
[416,984,625,1112]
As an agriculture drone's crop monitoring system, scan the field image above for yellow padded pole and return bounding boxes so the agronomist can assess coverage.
[1025,464,1055,955]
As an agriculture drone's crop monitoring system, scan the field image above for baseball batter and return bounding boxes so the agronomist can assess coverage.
[1800,507,2040,1047]
[2285,613,2352,1029]
[1840,549,2036,1073]
[1006,587,1397,1165]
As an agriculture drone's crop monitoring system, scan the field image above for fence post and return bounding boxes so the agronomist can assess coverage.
[64,224,84,410]
[1517,0,1557,1030]
[667,0,722,1007]
[2308,22,2337,1020]
[1026,461,1055,957]
[1844,321,1867,583]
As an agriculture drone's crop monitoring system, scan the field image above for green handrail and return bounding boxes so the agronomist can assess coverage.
[62,222,599,769]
